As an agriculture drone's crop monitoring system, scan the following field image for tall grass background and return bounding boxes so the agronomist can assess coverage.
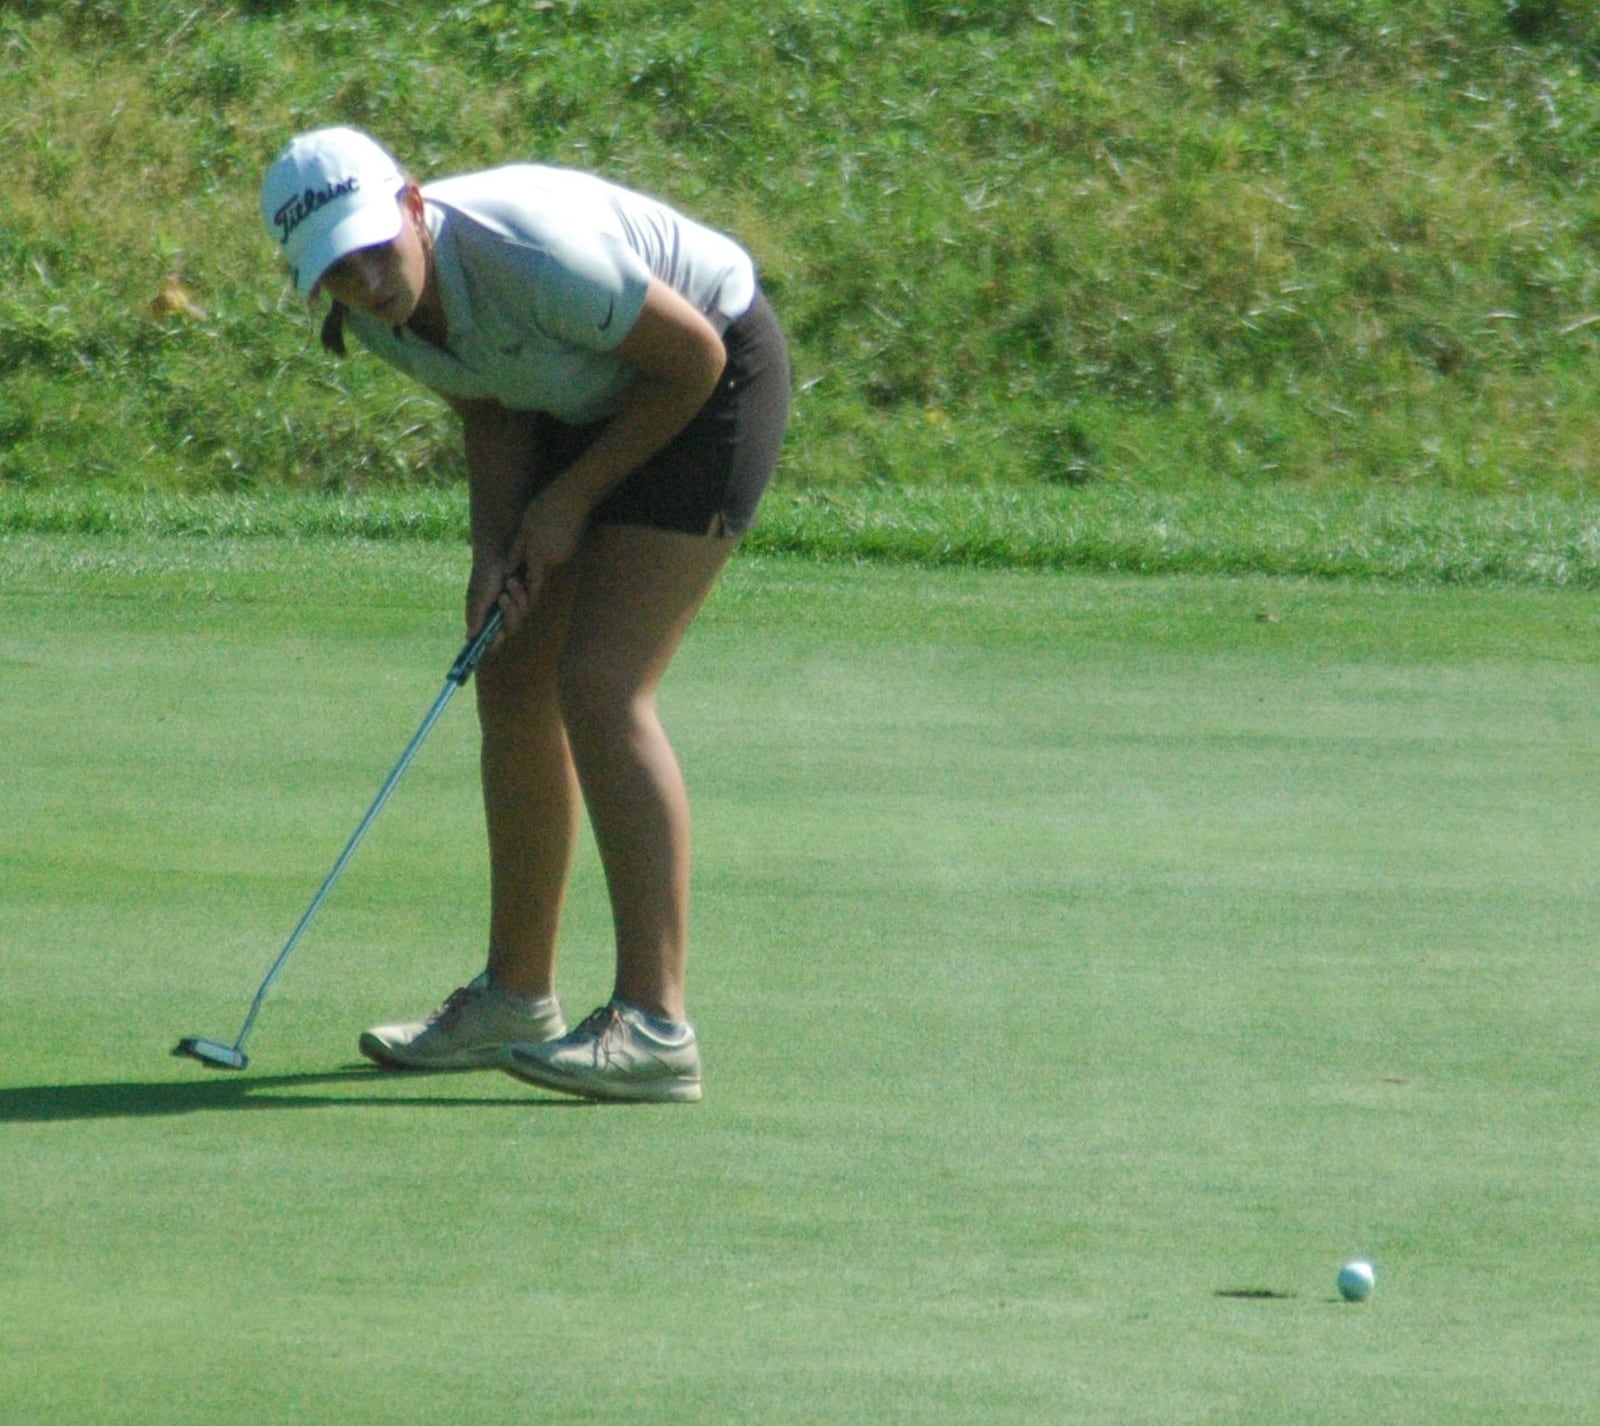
[2,1,1599,564]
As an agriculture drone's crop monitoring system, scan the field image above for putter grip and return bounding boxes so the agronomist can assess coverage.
[449,606,505,685]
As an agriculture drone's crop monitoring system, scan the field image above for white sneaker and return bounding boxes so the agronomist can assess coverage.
[359,972,566,1070]
[503,1001,702,1102]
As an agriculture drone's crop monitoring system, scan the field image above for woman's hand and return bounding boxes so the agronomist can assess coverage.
[464,560,540,667]
[508,485,590,587]
[465,556,516,646]
[464,488,588,653]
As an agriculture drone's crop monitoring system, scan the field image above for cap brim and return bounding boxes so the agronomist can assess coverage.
[292,194,404,298]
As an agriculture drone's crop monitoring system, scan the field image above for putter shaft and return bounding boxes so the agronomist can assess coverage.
[173,609,504,1069]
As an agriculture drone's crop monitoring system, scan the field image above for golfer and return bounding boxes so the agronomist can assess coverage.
[260,128,788,1101]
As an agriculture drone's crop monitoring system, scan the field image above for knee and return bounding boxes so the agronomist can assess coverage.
[557,646,650,751]
[475,643,561,739]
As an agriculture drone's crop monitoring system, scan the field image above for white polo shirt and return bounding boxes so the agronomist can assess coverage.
[345,165,757,423]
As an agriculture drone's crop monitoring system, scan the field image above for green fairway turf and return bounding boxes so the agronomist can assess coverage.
[3,535,1598,1424]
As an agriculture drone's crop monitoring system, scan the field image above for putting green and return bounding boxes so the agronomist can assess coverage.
[3,534,1597,1423]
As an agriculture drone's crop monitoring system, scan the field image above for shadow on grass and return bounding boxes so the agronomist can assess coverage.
[0,1066,588,1122]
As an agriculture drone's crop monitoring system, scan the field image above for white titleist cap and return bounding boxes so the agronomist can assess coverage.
[261,128,404,296]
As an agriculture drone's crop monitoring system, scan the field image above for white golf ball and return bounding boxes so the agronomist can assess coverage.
[1337,1260,1376,1302]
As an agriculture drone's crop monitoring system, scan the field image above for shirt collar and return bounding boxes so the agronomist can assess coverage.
[425,200,475,346]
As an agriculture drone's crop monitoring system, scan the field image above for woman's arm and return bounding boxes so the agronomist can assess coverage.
[452,277,728,640]
[507,277,727,575]
[451,397,542,637]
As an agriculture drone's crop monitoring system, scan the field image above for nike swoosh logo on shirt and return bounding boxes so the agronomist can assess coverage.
[598,301,615,332]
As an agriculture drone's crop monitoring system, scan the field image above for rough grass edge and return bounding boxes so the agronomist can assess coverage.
[3,483,1599,589]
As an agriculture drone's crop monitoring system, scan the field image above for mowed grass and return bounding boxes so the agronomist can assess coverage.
[3,535,1599,1423]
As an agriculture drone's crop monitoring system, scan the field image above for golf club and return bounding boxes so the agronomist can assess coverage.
[172,606,505,1071]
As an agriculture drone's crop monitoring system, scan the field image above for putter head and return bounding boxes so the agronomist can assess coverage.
[172,1037,249,1071]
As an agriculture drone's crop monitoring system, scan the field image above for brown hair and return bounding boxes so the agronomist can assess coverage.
[321,301,349,357]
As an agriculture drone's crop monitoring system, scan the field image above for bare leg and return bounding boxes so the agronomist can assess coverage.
[474,559,582,1000]
[559,524,735,1023]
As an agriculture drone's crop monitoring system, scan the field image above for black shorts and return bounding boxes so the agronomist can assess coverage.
[531,292,790,537]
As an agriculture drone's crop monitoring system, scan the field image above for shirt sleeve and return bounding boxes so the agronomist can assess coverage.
[487,228,651,355]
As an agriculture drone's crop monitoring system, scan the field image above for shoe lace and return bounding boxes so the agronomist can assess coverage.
[427,986,475,1031]
[576,1004,627,1063]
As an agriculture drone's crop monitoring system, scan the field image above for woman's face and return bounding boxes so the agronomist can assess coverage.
[315,187,429,323]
